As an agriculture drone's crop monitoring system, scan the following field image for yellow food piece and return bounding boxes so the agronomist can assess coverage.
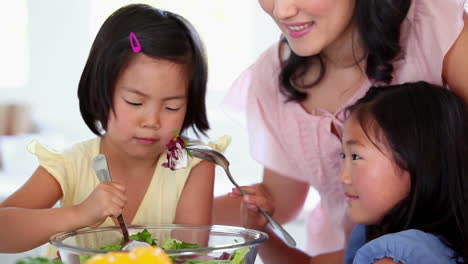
[86,246,172,264]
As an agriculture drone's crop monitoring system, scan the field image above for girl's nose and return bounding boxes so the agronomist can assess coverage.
[273,0,299,20]
[339,164,352,185]
[141,110,161,129]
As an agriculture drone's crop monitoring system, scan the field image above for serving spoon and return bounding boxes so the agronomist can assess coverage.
[92,154,151,250]
[185,143,297,248]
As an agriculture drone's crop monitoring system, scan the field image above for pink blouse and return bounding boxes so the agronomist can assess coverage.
[223,0,466,256]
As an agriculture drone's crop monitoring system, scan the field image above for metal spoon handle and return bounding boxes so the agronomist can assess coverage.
[117,215,129,243]
[92,154,130,244]
[186,145,296,247]
[224,167,296,248]
[258,208,296,247]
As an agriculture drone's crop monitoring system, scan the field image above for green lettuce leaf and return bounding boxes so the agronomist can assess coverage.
[161,238,202,250]
[79,256,92,264]
[230,247,249,264]
[129,228,157,245]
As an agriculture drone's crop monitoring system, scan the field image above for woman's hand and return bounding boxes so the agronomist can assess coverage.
[76,182,127,228]
[229,184,274,230]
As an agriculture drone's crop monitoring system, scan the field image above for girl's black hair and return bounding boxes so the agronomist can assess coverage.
[347,82,468,262]
[279,0,411,102]
[78,4,209,136]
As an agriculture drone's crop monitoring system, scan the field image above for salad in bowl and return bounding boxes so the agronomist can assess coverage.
[33,225,268,264]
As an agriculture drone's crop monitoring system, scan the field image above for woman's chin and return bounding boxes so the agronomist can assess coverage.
[286,40,321,57]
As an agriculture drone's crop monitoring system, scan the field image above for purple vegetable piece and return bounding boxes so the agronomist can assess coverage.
[216,252,231,260]
[162,136,187,170]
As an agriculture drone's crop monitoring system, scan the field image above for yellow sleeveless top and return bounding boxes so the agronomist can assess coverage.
[27,136,230,257]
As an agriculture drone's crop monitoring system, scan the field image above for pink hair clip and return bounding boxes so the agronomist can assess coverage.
[129,32,141,53]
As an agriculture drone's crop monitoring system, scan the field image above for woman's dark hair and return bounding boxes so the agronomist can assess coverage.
[347,82,468,262]
[280,0,411,102]
[78,4,209,136]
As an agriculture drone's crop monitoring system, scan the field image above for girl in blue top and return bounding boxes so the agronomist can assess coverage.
[240,81,468,263]
[341,82,468,263]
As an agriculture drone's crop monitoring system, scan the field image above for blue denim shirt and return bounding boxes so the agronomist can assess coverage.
[345,225,461,264]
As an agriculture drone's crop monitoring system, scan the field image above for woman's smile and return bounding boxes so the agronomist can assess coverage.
[284,22,314,38]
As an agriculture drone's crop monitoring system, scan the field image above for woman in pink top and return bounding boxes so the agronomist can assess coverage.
[214,0,468,261]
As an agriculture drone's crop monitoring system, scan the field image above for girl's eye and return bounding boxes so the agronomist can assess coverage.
[165,107,180,111]
[339,153,345,159]
[124,100,142,106]
[351,154,361,160]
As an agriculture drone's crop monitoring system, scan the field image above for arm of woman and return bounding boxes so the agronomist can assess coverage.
[262,168,309,223]
[213,168,309,225]
[443,12,468,101]
[0,167,82,253]
[213,192,242,225]
[174,160,215,225]
[236,173,342,264]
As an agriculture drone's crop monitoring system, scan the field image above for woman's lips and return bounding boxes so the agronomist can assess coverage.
[284,22,314,38]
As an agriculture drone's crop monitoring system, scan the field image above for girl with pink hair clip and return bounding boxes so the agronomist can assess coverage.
[0,3,230,257]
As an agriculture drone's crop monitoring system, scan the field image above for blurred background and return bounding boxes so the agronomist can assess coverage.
[0,1,319,263]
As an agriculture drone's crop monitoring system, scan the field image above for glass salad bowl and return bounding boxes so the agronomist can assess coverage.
[49,225,268,264]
